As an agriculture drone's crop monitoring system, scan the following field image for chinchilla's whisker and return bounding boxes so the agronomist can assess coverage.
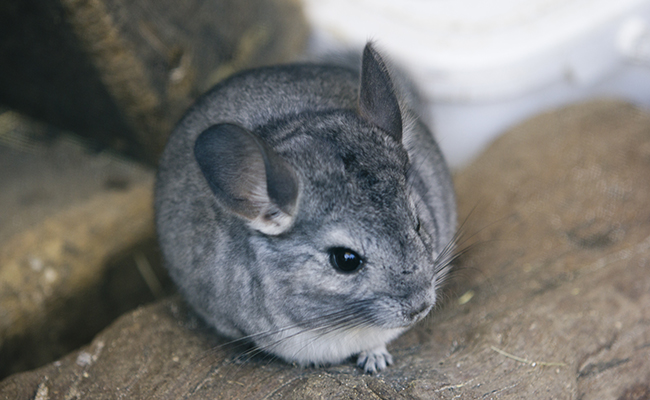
[252,306,374,368]
[435,240,481,276]
[169,307,362,383]
[434,247,477,287]
[225,303,372,362]
[452,205,509,255]
[284,318,373,367]
[201,305,361,352]
[212,307,372,378]
[442,202,483,248]
[434,215,470,264]
[432,201,504,277]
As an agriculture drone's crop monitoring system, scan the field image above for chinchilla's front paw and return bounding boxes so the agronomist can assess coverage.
[357,345,393,373]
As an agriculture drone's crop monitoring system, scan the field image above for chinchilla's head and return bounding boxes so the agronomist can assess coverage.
[192,44,454,366]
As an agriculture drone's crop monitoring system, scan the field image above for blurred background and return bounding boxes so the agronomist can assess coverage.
[2,0,650,380]
[301,0,650,167]
[3,0,650,167]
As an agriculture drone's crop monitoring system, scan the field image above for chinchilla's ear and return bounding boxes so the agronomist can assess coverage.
[358,43,403,142]
[194,123,299,235]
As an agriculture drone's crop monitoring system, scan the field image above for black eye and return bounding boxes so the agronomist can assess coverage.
[415,217,421,232]
[328,247,364,273]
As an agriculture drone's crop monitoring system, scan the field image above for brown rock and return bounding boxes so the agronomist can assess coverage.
[2,100,649,399]
[0,0,308,164]
[0,120,173,378]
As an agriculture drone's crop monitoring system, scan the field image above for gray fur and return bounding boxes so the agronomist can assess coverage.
[155,43,456,373]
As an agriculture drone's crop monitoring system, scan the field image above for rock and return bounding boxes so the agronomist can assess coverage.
[450,100,650,399]
[0,116,173,379]
[2,100,649,399]
[0,0,308,164]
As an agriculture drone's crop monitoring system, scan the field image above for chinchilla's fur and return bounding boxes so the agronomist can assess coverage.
[155,43,456,373]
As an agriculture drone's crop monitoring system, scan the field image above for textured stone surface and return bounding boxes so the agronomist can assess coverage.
[0,115,173,379]
[2,100,649,399]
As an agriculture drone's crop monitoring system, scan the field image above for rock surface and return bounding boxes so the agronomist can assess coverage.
[2,100,650,399]
[0,115,173,379]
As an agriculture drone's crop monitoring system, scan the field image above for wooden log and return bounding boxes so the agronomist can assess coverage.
[0,0,308,163]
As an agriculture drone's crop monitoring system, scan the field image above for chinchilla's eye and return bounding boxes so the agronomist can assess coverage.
[328,247,364,273]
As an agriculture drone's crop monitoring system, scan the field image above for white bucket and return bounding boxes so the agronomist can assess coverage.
[303,0,650,167]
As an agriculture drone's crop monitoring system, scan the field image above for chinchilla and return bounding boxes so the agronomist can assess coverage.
[154,43,457,373]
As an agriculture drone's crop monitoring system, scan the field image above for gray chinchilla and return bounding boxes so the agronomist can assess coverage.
[155,43,457,373]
